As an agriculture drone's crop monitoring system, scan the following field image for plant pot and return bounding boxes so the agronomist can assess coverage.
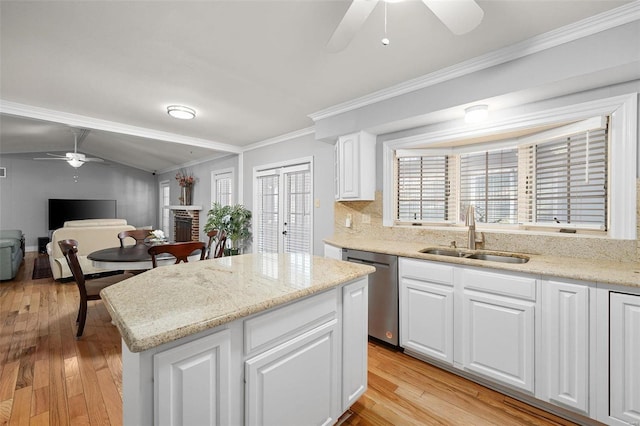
[224,248,240,256]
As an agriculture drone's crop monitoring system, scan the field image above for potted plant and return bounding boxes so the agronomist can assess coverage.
[204,203,252,255]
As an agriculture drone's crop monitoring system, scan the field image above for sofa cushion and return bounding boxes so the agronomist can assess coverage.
[0,239,19,253]
[63,219,128,227]
[0,230,23,240]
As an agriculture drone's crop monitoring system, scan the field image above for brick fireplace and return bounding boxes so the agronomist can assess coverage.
[170,206,202,242]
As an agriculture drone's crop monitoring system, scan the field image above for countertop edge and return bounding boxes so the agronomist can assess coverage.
[324,236,640,288]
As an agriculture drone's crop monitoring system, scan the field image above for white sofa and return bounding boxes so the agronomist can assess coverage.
[47,219,136,280]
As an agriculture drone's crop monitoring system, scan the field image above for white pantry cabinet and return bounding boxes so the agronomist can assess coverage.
[335,131,376,201]
[609,292,640,425]
[460,268,536,394]
[541,278,591,415]
[399,258,454,364]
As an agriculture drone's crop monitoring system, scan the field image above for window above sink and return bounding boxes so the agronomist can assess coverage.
[382,93,637,240]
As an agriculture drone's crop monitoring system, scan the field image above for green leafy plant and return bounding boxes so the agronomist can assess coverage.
[204,203,252,250]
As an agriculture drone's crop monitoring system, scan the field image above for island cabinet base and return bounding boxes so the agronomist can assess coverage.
[122,277,369,426]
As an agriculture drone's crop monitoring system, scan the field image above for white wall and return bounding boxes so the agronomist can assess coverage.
[242,133,334,256]
[0,153,156,250]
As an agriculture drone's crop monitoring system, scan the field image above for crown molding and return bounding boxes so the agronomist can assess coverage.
[242,126,315,152]
[0,100,242,154]
[309,1,640,122]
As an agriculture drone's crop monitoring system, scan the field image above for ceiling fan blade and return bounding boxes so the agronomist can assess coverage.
[327,0,379,52]
[421,0,484,35]
[46,152,66,158]
[84,157,104,163]
[33,157,67,161]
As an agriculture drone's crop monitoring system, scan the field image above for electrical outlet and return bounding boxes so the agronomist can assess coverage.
[314,198,320,208]
[346,213,352,228]
[362,213,371,224]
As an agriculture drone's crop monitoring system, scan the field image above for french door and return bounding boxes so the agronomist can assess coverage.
[254,160,312,254]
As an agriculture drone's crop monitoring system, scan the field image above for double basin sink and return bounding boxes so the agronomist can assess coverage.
[419,247,530,264]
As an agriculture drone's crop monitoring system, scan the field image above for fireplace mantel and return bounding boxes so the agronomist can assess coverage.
[168,205,203,211]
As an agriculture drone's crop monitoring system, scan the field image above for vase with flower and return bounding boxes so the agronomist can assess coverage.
[175,169,195,205]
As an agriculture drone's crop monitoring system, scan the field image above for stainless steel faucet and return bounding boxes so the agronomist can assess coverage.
[465,206,477,250]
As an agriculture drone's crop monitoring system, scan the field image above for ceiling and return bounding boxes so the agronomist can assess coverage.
[0,0,632,172]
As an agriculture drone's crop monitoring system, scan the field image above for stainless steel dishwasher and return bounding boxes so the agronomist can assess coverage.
[342,248,399,347]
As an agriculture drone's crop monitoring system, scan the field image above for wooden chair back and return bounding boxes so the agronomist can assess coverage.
[207,230,227,259]
[118,229,149,247]
[148,241,206,268]
[58,238,130,337]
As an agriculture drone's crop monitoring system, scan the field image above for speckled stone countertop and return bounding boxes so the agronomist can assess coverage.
[100,253,375,353]
[325,236,640,288]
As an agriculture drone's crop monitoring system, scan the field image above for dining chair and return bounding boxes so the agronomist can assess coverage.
[118,229,150,247]
[148,241,206,268]
[206,230,227,259]
[58,239,133,338]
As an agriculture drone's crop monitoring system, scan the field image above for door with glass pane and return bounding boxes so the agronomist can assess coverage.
[159,181,171,236]
[255,162,312,254]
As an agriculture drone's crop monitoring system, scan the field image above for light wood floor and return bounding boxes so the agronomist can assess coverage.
[1,252,579,426]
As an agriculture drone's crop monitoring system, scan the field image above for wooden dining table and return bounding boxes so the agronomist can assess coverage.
[88,243,203,271]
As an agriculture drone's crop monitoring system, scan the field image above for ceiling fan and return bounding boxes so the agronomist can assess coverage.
[327,0,484,52]
[33,128,105,168]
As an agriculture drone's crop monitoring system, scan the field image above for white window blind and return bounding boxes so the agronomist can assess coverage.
[459,148,519,224]
[214,172,233,206]
[255,173,279,253]
[396,155,450,222]
[284,170,311,254]
[524,127,608,228]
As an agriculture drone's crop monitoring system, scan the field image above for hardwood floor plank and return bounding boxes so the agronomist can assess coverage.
[30,386,49,418]
[8,385,30,426]
[47,332,69,426]
[74,341,110,425]
[29,411,49,426]
[95,369,121,426]
[0,361,20,402]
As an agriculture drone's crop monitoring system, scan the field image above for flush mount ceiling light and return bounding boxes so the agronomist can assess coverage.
[167,105,196,120]
[464,104,489,124]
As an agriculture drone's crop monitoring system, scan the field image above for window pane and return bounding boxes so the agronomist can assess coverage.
[396,156,449,222]
[256,175,279,253]
[460,149,518,224]
[533,128,607,227]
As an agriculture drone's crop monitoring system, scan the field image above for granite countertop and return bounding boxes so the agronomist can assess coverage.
[100,253,375,353]
[325,235,640,288]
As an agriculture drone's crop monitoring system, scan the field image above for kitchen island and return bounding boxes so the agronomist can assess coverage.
[101,253,375,426]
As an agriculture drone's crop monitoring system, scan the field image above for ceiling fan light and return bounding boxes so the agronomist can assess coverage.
[464,104,489,123]
[67,158,84,168]
[167,105,196,120]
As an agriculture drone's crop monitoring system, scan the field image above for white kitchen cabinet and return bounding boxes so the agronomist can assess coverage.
[245,320,339,426]
[335,131,376,201]
[609,292,640,425]
[541,278,590,415]
[459,268,536,394]
[324,243,343,260]
[154,329,231,426]
[399,258,454,364]
[342,278,369,410]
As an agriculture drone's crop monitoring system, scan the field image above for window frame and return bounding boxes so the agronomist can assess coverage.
[211,168,235,207]
[382,93,637,239]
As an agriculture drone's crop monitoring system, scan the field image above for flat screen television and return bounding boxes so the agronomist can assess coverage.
[48,199,117,230]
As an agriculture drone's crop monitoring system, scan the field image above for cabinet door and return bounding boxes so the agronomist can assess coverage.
[338,134,360,199]
[154,329,231,426]
[342,278,369,410]
[542,279,589,414]
[245,320,339,426]
[400,278,454,364]
[610,292,640,425]
[462,290,535,393]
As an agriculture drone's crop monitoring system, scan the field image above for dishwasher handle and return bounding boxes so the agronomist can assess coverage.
[345,257,389,269]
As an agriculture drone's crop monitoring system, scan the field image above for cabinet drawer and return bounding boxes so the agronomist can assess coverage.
[461,268,536,301]
[400,258,454,286]
[244,289,337,356]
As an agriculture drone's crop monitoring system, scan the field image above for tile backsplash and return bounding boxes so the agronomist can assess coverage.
[333,180,640,263]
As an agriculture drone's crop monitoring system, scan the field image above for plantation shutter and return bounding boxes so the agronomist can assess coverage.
[396,155,450,222]
[255,172,280,253]
[459,148,519,224]
[525,126,608,228]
